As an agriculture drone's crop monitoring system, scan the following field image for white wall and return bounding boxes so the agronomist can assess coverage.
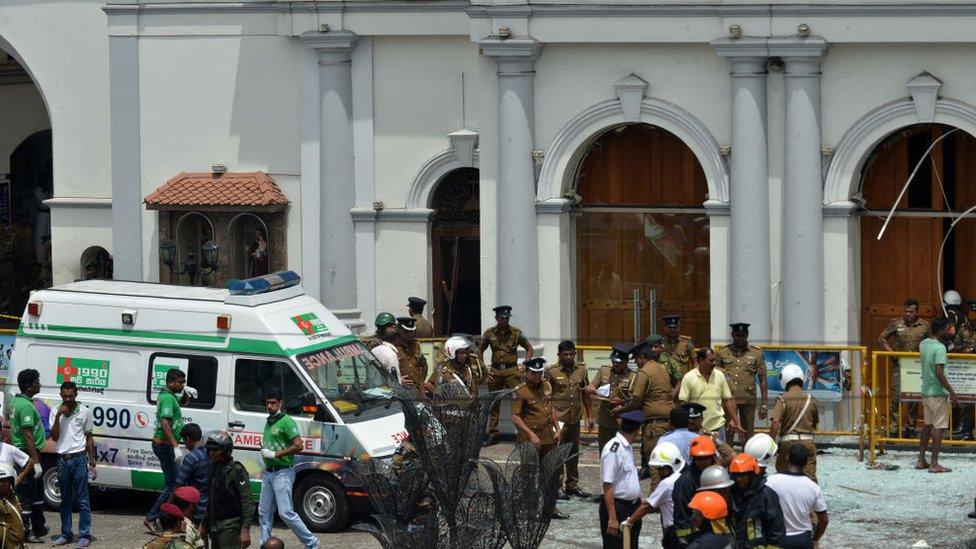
[0,81,49,173]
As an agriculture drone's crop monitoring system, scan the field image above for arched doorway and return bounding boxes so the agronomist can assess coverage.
[859,124,976,346]
[576,124,710,345]
[430,167,481,336]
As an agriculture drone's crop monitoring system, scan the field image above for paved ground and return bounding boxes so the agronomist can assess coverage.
[61,440,976,548]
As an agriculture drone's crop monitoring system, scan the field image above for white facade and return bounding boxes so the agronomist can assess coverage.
[2,0,974,355]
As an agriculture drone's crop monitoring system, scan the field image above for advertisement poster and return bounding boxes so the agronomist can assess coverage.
[764,350,843,403]
[900,356,976,402]
[150,357,189,393]
[56,356,110,394]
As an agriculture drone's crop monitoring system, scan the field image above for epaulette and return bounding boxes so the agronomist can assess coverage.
[609,441,619,452]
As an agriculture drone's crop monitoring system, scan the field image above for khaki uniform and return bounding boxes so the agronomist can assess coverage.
[662,335,695,377]
[716,345,766,442]
[771,386,819,482]
[880,317,929,431]
[481,325,530,437]
[411,313,434,339]
[144,531,194,549]
[0,494,24,548]
[434,357,482,397]
[396,340,428,387]
[511,381,557,458]
[546,362,589,491]
[631,361,675,464]
[592,365,639,451]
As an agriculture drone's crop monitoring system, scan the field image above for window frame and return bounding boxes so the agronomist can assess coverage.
[145,352,219,410]
[232,357,324,419]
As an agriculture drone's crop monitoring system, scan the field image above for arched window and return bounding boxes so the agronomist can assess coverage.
[576,124,710,345]
[79,246,112,280]
[228,213,272,279]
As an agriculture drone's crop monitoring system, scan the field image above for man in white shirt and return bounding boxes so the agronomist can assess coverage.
[599,409,643,549]
[49,381,96,547]
[0,440,30,487]
[766,445,828,549]
[620,441,685,548]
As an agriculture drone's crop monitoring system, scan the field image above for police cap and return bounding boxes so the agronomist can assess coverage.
[729,322,750,334]
[524,357,546,373]
[610,342,632,363]
[682,402,707,418]
[493,305,513,318]
[663,315,682,328]
[407,296,427,310]
[619,410,645,424]
[396,316,417,331]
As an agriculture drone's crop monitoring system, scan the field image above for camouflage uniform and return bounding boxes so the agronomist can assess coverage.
[662,335,695,378]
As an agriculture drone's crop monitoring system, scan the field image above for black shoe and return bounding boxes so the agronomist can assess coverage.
[482,437,497,448]
[557,491,571,501]
[551,508,570,520]
[25,534,43,544]
[969,510,976,519]
[35,526,49,539]
[566,488,591,499]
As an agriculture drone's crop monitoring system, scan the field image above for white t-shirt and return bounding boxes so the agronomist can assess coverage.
[371,342,401,381]
[646,470,681,528]
[766,472,827,536]
[600,433,641,501]
[55,405,94,454]
[0,443,28,470]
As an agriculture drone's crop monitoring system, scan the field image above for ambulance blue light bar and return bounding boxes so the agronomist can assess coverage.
[228,271,301,295]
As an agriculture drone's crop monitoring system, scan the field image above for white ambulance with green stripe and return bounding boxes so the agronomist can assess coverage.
[8,271,405,532]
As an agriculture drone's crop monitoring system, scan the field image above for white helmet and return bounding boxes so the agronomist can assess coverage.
[0,464,14,481]
[744,433,779,468]
[780,364,805,388]
[944,290,962,306]
[444,336,472,360]
[648,441,685,474]
[697,465,734,491]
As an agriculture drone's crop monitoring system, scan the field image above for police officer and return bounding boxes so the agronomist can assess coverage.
[586,343,642,452]
[879,298,929,437]
[512,357,567,519]
[716,323,767,445]
[395,316,429,388]
[407,297,434,339]
[434,336,483,397]
[547,340,593,500]
[672,436,720,546]
[769,364,819,482]
[200,431,254,549]
[629,336,675,475]
[599,410,644,549]
[728,453,786,548]
[661,315,696,379]
[480,305,534,446]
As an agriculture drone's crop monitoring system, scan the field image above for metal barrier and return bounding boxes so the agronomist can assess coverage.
[868,351,976,465]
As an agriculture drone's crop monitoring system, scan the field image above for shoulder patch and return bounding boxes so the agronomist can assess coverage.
[609,441,619,452]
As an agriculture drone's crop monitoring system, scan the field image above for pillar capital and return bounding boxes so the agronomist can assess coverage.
[300,30,359,63]
[711,37,769,73]
[768,36,828,75]
[480,38,541,74]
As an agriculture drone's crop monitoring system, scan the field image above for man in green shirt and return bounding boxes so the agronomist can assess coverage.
[145,368,189,533]
[258,387,318,548]
[917,317,958,474]
[11,369,47,542]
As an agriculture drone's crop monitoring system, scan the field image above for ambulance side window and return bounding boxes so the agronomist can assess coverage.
[234,359,306,416]
[146,353,218,410]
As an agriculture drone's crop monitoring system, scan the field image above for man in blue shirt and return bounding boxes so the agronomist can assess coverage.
[176,423,210,524]
[658,403,705,463]
[917,317,958,474]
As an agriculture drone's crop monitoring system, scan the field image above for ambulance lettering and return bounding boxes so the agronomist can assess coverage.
[231,431,320,453]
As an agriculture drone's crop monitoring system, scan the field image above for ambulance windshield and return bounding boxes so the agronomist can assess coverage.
[295,341,396,420]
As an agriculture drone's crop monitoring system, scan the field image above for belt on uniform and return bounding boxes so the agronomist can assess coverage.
[614,497,639,506]
[59,451,87,459]
[780,433,814,441]
[265,465,292,473]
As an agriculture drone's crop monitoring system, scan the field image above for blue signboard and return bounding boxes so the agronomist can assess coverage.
[764,349,843,403]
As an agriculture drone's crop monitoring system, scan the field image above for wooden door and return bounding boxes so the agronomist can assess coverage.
[859,125,976,347]
[576,124,710,346]
[430,168,480,337]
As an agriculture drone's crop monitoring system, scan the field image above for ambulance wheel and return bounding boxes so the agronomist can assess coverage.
[294,474,348,533]
[42,463,61,510]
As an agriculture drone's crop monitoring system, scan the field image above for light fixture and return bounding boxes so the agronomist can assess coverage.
[121,309,137,326]
[797,24,811,37]
[211,164,227,176]
[202,240,219,268]
[217,314,232,330]
[497,26,512,39]
[320,23,330,33]
[27,302,42,317]
[160,239,177,267]
[728,25,742,38]
[768,58,784,72]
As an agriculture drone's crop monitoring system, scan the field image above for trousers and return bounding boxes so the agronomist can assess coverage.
[598,497,642,549]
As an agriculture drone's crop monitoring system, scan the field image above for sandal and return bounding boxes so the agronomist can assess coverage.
[928,465,952,473]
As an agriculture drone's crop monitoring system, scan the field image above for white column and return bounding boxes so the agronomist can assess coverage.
[772,37,828,344]
[481,38,542,341]
[301,31,363,330]
[537,198,573,358]
[713,39,771,343]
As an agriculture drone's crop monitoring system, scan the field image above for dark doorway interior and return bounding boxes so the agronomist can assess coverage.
[430,168,481,337]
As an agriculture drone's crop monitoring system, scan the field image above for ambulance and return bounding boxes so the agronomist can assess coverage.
[7,271,406,532]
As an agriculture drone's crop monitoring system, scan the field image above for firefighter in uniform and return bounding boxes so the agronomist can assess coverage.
[511,357,568,519]
[480,305,534,446]
[768,364,820,482]
[407,297,434,339]
[661,314,696,379]
[728,453,786,547]
[878,298,929,437]
[433,336,484,398]
[629,336,675,476]
[547,340,593,500]
[672,436,720,546]
[716,323,767,446]
[585,343,641,453]
[395,317,429,389]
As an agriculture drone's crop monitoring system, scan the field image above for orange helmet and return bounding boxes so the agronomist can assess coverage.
[689,490,728,520]
[689,436,717,457]
[729,453,760,474]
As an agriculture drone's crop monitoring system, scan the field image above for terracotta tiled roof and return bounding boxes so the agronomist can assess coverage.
[145,171,289,210]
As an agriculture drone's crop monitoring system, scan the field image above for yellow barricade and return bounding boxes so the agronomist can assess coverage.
[868,351,976,465]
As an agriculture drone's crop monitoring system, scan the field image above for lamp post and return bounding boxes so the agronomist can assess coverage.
[160,239,219,286]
